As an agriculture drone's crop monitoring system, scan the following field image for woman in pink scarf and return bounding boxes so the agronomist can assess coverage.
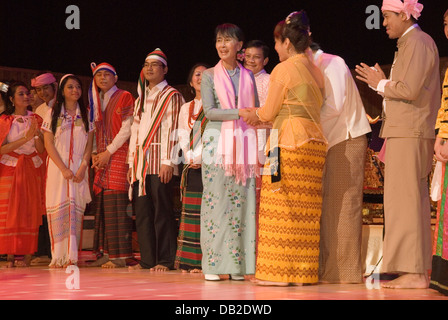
[200,23,259,281]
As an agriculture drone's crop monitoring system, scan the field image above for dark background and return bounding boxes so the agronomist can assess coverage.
[1,0,447,86]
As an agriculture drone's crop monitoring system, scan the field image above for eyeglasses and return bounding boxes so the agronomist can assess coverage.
[143,62,164,69]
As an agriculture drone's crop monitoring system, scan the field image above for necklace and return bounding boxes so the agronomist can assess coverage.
[188,100,202,129]
[227,68,238,77]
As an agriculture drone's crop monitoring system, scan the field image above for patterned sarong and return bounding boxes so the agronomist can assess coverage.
[430,162,448,296]
[93,190,133,260]
[319,136,367,283]
[255,141,326,283]
[175,108,207,271]
[175,168,203,271]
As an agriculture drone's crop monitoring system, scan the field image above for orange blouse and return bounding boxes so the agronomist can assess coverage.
[257,53,327,152]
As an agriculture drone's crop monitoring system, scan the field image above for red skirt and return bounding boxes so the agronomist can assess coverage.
[0,152,45,255]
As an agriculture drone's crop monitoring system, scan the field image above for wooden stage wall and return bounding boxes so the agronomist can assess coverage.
[1,56,447,115]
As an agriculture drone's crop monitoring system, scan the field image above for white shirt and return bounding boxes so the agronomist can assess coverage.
[254,69,270,106]
[176,99,203,165]
[35,97,56,119]
[313,49,372,149]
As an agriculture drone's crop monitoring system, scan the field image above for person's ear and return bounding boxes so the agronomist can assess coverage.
[263,57,269,67]
[237,41,243,52]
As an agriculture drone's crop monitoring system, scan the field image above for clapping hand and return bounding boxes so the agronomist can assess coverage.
[25,117,38,141]
[355,63,386,89]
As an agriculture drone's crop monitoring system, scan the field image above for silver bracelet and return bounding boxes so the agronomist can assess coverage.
[255,108,260,119]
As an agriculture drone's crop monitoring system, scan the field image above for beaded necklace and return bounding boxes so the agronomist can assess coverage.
[188,99,202,129]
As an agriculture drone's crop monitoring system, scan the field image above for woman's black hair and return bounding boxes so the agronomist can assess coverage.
[283,10,312,53]
[215,23,245,42]
[4,81,29,115]
[186,63,210,96]
[51,75,89,135]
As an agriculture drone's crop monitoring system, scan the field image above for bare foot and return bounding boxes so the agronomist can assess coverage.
[128,263,143,270]
[150,264,169,272]
[63,261,77,268]
[6,255,15,268]
[181,269,189,273]
[88,255,110,267]
[15,260,30,268]
[102,259,126,269]
[189,269,202,273]
[381,273,429,289]
[12,255,32,268]
[31,256,51,266]
[251,279,290,287]
[101,261,118,269]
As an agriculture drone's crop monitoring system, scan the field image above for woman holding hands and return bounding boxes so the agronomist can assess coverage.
[241,11,327,286]
[200,23,259,281]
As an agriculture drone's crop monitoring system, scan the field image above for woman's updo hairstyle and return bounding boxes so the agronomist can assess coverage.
[283,10,311,53]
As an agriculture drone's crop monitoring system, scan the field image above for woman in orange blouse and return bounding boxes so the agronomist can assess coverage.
[242,11,327,286]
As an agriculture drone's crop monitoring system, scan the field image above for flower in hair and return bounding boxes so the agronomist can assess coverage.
[0,82,8,93]
[286,11,299,24]
[237,48,246,62]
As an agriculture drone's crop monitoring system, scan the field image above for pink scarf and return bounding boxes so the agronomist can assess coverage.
[381,0,423,20]
[213,60,258,186]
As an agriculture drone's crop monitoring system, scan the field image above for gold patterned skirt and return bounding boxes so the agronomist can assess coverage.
[255,141,326,283]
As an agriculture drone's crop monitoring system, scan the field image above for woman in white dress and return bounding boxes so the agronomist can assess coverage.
[41,74,94,268]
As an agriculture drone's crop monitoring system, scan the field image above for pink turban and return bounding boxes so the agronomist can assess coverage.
[31,73,56,88]
[382,0,424,20]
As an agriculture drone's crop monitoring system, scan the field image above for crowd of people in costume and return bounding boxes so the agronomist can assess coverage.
[0,0,448,295]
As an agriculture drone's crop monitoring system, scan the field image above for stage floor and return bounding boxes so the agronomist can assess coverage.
[0,252,447,301]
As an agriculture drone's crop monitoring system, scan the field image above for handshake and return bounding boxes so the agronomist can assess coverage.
[238,108,262,126]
